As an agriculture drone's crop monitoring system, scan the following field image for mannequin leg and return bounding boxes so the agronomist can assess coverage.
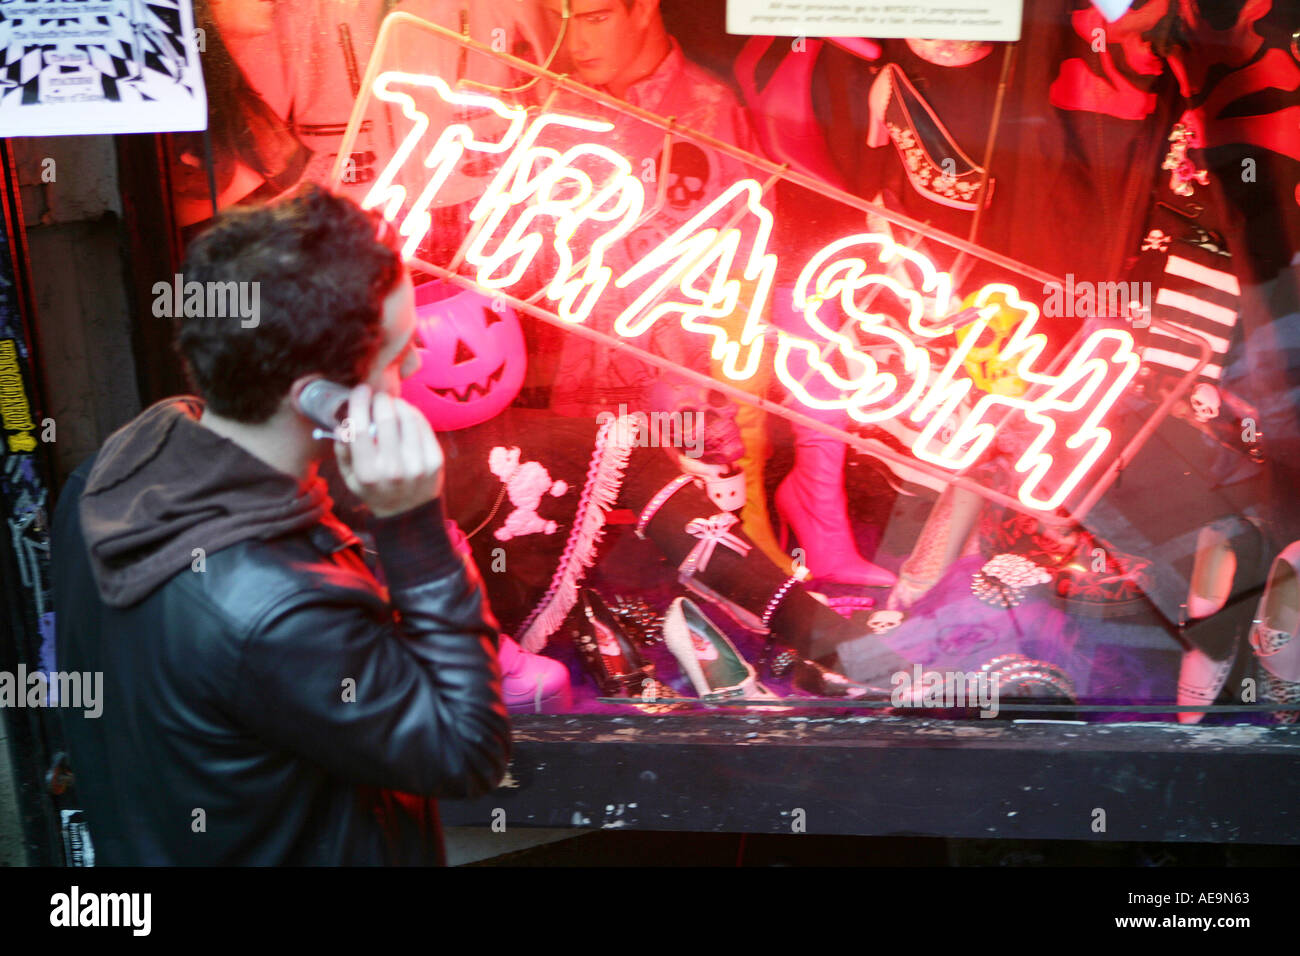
[730,376,794,571]
[766,284,896,588]
[619,445,908,667]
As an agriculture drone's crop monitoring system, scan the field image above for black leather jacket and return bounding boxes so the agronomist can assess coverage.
[53,459,510,865]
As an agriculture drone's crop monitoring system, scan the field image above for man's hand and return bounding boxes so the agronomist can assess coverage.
[335,385,445,517]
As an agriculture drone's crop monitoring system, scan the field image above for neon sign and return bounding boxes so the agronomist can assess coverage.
[348,65,1141,513]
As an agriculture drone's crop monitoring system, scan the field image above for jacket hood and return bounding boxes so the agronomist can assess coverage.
[80,396,332,608]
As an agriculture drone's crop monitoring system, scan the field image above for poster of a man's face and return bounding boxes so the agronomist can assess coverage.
[169,0,562,229]
[540,0,661,94]
[170,0,305,228]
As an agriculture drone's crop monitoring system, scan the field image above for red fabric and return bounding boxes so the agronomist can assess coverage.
[1049,2,1168,120]
[1168,0,1270,98]
[1195,49,1300,162]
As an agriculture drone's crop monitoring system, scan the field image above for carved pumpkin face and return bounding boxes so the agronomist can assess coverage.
[401,281,526,431]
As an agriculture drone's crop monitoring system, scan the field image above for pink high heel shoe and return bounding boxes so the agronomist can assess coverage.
[734,35,848,188]
[774,425,897,589]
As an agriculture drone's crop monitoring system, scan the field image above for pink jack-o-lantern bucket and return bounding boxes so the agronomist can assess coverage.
[401,280,527,431]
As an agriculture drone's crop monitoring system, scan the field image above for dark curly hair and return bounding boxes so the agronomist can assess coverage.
[177,185,403,423]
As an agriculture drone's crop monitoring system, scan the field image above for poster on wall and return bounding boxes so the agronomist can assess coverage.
[726,0,1024,42]
[0,0,206,136]
[0,145,53,680]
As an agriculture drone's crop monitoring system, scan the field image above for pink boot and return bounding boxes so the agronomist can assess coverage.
[498,634,572,714]
[774,425,897,588]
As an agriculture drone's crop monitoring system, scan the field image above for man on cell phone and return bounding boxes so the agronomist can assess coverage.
[51,184,509,865]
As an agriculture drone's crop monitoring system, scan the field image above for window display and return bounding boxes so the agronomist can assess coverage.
[160,0,1300,724]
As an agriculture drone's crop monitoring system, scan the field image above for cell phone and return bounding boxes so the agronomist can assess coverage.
[296,380,377,442]
[296,380,351,432]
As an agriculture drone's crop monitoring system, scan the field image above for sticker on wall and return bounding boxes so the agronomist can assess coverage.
[61,809,95,867]
[726,0,1023,43]
[0,0,206,136]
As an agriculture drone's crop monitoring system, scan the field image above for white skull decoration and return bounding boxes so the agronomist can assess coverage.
[1190,383,1221,423]
[1141,229,1172,252]
[651,382,745,467]
[867,610,904,633]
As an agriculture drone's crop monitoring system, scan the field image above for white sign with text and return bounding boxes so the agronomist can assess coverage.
[726,0,1024,42]
[0,0,206,136]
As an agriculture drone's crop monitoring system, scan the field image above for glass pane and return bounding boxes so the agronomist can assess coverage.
[162,0,1300,725]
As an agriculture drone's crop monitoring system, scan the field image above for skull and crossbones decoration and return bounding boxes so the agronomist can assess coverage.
[1141,229,1172,252]
[660,142,711,211]
[867,610,904,633]
[1190,382,1221,423]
